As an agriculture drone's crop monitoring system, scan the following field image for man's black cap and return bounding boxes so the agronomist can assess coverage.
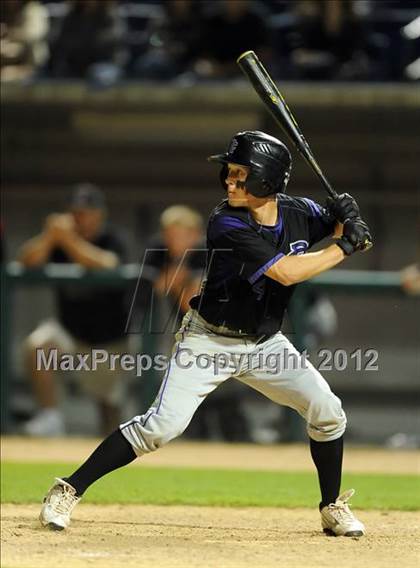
[70,183,106,209]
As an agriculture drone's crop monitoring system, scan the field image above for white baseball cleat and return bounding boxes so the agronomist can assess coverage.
[40,478,80,530]
[320,489,365,537]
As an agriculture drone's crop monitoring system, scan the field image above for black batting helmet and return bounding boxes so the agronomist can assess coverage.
[208,130,292,197]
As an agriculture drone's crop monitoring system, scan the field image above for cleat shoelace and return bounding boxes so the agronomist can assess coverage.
[49,484,79,515]
[327,490,357,524]
[328,502,355,524]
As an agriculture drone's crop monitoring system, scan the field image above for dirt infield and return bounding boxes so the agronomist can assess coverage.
[2,504,420,568]
[2,437,420,473]
[2,438,420,567]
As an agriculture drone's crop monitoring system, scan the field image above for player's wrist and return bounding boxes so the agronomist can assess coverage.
[335,237,355,256]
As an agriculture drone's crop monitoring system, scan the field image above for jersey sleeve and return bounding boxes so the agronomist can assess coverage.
[141,236,207,282]
[208,215,284,284]
[297,197,336,246]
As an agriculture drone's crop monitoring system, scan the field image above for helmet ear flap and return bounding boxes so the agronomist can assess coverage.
[244,176,261,197]
[220,164,228,191]
[246,178,274,198]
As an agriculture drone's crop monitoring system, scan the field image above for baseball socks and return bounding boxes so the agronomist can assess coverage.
[62,430,343,505]
[64,429,137,496]
[310,435,343,509]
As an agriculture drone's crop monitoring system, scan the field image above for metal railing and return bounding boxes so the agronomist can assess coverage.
[0,262,408,434]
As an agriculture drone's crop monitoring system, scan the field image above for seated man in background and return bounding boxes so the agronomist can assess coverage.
[139,205,206,351]
[19,184,129,437]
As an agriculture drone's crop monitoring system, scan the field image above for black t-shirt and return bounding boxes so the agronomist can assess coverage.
[49,226,129,344]
[190,194,335,336]
[143,235,207,278]
[141,234,207,318]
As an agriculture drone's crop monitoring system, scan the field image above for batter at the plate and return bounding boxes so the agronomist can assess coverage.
[39,130,372,537]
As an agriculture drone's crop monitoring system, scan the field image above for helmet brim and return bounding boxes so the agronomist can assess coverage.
[207,154,250,168]
[207,153,229,163]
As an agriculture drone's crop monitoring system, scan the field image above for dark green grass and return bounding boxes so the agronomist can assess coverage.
[1,462,419,510]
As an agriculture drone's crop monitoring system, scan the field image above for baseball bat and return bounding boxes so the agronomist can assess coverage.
[237,50,336,197]
[237,50,372,249]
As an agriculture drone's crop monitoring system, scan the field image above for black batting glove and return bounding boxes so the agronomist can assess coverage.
[326,193,360,223]
[336,218,373,256]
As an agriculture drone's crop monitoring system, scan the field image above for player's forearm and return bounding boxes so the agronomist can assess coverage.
[265,244,345,286]
[18,233,53,267]
[60,236,119,269]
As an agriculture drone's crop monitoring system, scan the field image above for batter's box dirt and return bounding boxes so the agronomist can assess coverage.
[2,504,420,568]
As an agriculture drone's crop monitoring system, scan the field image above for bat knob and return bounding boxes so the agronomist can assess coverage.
[360,239,373,252]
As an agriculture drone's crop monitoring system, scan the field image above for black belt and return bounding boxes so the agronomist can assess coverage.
[194,311,275,343]
[255,334,274,345]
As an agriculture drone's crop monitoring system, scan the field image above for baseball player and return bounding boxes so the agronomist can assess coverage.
[39,131,372,537]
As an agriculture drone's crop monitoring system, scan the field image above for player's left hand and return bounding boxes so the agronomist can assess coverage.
[326,193,360,223]
[337,217,372,255]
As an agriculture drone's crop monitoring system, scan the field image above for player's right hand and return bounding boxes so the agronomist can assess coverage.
[327,193,360,223]
[336,218,373,255]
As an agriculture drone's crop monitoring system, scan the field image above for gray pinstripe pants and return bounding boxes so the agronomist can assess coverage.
[120,310,346,455]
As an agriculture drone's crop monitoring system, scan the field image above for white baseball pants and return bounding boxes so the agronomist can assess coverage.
[120,310,346,455]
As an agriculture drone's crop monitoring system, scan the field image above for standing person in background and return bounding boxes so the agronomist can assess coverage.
[146,205,206,328]
[129,204,205,341]
[19,184,129,436]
